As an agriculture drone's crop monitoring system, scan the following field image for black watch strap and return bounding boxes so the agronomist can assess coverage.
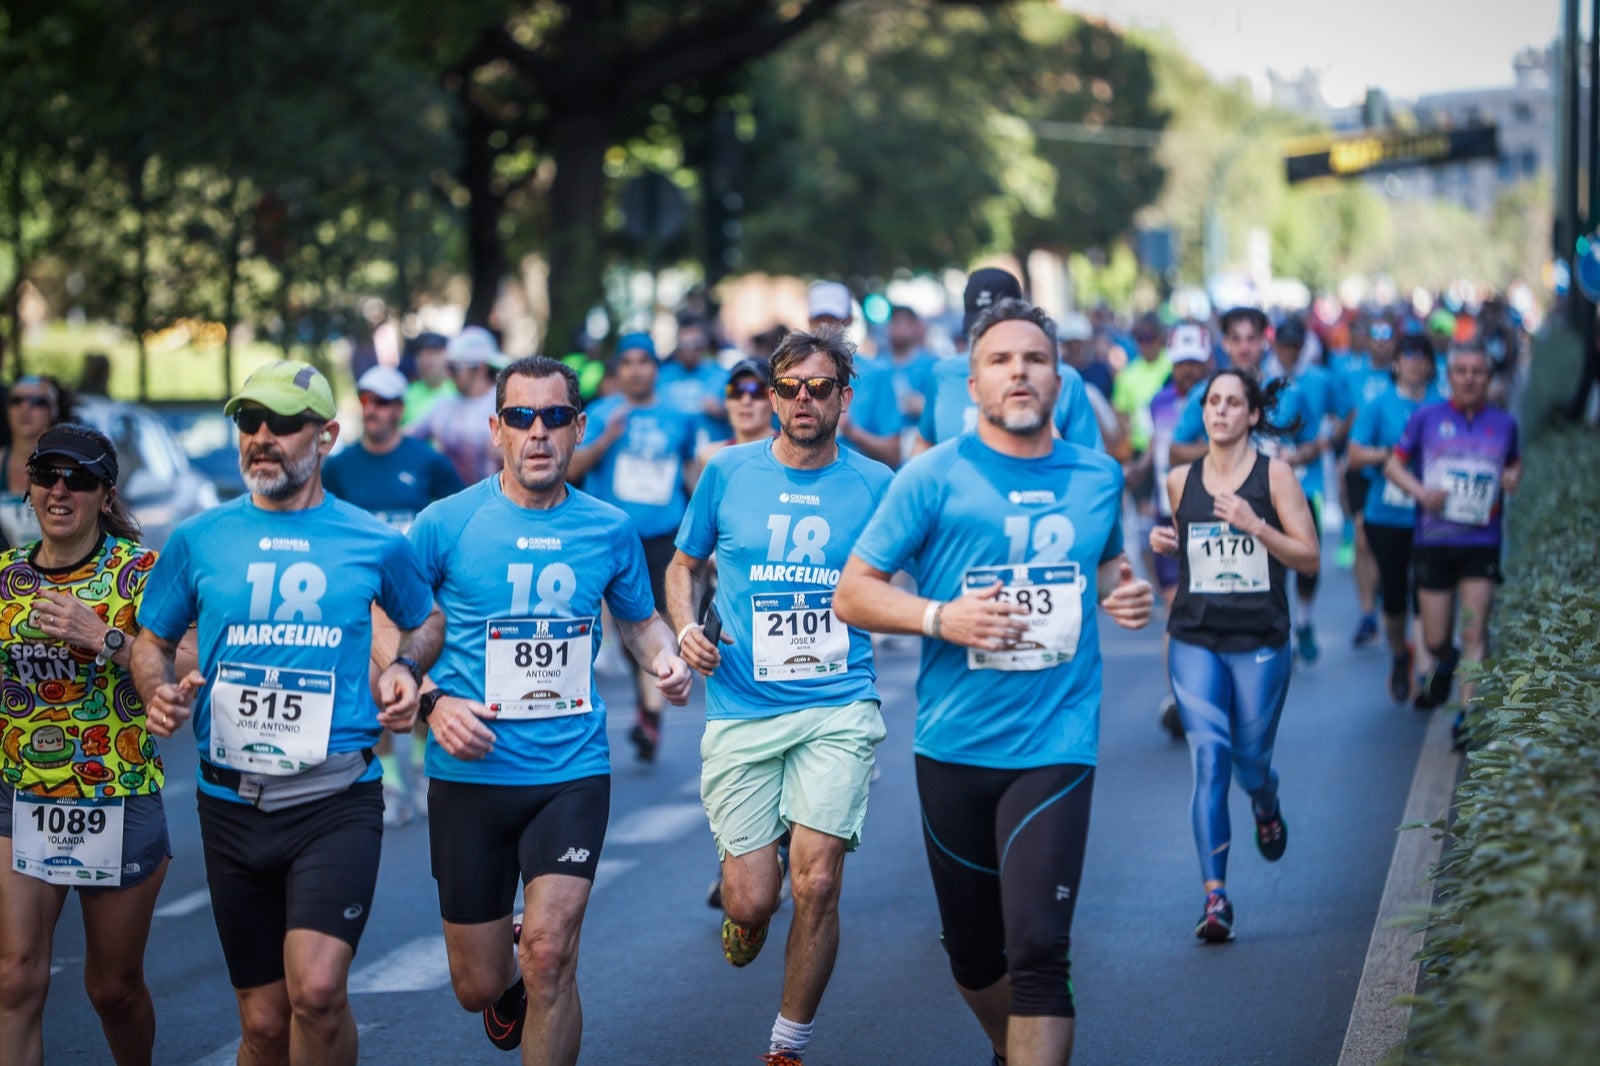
[392,656,424,686]
[418,689,445,723]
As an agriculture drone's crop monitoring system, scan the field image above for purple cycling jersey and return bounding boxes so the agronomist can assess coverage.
[1393,400,1519,548]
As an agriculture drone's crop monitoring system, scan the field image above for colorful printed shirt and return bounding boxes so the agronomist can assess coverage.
[1393,401,1520,548]
[1,535,164,798]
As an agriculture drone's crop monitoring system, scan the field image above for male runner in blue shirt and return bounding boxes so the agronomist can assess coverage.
[668,329,893,1065]
[835,299,1152,1066]
[132,360,442,1066]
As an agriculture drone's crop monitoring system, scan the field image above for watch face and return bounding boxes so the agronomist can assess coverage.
[104,629,127,651]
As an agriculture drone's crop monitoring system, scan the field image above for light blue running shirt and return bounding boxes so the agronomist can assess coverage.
[917,358,1103,451]
[676,439,892,721]
[137,495,435,803]
[1352,384,1443,528]
[409,477,656,786]
[580,398,699,538]
[851,435,1124,770]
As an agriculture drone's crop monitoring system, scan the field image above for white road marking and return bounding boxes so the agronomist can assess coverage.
[190,1024,376,1065]
[677,775,702,797]
[348,936,451,995]
[606,803,706,845]
[154,888,211,919]
[593,856,637,891]
[163,778,196,799]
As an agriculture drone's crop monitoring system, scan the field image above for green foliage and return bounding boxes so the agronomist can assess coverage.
[1403,421,1600,1063]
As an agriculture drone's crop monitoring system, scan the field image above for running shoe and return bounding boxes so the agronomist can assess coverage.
[1158,695,1184,741]
[1334,539,1355,569]
[1351,614,1379,648]
[381,782,412,828]
[1195,891,1234,944]
[1389,648,1413,704]
[1295,624,1320,665]
[1422,644,1459,709]
[722,917,769,967]
[483,981,527,1051]
[629,710,660,764]
[760,1054,804,1065]
[1255,806,1287,861]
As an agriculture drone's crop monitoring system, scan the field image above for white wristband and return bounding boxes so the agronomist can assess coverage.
[921,600,944,639]
[676,622,702,646]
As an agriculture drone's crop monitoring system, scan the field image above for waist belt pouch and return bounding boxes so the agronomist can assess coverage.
[237,751,372,812]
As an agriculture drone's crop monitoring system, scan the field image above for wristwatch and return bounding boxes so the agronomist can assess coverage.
[417,689,445,723]
[96,628,127,667]
[392,656,424,686]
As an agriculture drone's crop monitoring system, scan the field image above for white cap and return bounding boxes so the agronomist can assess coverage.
[448,326,504,367]
[356,365,409,401]
[1058,311,1092,342]
[806,281,853,324]
[1168,323,1211,364]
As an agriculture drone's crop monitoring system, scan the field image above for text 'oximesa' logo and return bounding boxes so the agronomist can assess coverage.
[257,537,311,552]
[778,493,821,506]
[1008,490,1056,505]
[557,847,590,863]
[515,537,563,550]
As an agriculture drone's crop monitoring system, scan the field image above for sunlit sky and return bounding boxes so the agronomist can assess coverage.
[1071,0,1563,105]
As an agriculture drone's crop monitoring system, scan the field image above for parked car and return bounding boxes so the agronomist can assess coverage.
[147,401,247,501]
[75,396,221,548]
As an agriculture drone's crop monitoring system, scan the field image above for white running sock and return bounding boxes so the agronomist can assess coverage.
[770,1014,813,1056]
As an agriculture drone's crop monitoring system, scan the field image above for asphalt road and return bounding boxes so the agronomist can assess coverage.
[39,540,1428,1064]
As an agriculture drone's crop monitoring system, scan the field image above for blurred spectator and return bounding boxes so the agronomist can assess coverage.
[406,326,503,485]
[1059,312,1113,399]
[807,281,901,467]
[78,352,112,397]
[401,332,456,427]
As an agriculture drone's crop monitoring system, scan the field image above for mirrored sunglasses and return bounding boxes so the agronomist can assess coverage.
[770,377,841,401]
[498,405,579,430]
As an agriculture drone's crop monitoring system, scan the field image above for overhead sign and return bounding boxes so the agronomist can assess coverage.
[1284,125,1499,184]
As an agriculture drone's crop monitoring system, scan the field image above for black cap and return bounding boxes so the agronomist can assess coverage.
[728,357,771,384]
[1275,315,1307,347]
[414,331,448,351]
[28,424,118,485]
[962,268,1023,337]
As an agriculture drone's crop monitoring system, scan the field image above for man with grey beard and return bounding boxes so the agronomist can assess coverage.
[132,360,443,1066]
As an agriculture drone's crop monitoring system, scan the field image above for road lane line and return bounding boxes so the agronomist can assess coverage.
[607,803,706,845]
[348,936,451,995]
[190,1023,376,1065]
[594,856,637,891]
[154,888,211,919]
[1338,710,1461,1066]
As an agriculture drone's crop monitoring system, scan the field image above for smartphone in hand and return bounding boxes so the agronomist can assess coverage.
[701,603,722,645]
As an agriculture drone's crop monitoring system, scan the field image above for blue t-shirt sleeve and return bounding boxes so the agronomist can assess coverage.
[853,365,902,437]
[1174,390,1205,444]
[1054,370,1103,451]
[852,459,937,577]
[675,456,723,561]
[605,523,657,624]
[1351,400,1381,448]
[135,528,196,641]
[377,532,435,631]
[581,398,616,446]
[1506,419,1521,465]
[1394,406,1425,461]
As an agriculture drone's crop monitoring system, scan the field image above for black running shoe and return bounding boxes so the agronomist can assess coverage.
[1159,696,1184,741]
[1255,806,1287,862]
[1421,644,1459,709]
[483,981,527,1051]
[1351,614,1379,648]
[629,710,660,764]
[1195,891,1234,943]
[1389,648,1413,704]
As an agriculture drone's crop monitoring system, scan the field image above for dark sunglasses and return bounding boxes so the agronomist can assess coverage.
[233,408,316,436]
[358,391,405,407]
[771,377,842,401]
[725,379,767,400]
[8,395,52,409]
[28,465,104,492]
[498,405,579,430]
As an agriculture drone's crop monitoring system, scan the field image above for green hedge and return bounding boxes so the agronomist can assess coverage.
[1404,423,1600,1062]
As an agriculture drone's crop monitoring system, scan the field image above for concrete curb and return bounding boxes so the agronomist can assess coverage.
[1337,709,1461,1066]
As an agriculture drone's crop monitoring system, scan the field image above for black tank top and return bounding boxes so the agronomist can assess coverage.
[1167,451,1290,652]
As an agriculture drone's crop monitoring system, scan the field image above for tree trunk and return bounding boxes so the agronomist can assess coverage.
[462,99,505,329]
[5,153,22,378]
[543,111,610,356]
[224,179,242,396]
[129,152,150,401]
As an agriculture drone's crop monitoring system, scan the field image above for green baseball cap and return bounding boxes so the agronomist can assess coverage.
[224,360,337,421]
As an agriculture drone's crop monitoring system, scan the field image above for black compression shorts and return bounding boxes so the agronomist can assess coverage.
[198,781,383,989]
[915,757,1095,1017]
[428,775,609,925]
[1364,522,1417,617]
